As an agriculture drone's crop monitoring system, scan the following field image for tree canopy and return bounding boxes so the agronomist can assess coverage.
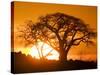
[19,12,96,61]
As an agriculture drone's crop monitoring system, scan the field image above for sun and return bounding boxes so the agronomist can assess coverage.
[29,40,59,60]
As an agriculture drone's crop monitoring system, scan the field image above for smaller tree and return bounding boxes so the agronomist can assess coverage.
[34,40,53,60]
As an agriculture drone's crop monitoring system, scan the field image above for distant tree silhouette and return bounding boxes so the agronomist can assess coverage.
[35,41,53,60]
[19,12,96,62]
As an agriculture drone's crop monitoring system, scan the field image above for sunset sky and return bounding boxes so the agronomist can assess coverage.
[12,1,97,61]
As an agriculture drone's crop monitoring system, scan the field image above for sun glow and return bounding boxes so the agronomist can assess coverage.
[29,40,59,60]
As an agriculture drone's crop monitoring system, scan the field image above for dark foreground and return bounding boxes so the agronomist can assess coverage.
[11,52,97,74]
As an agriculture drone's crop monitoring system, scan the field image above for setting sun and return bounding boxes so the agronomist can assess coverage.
[29,40,59,60]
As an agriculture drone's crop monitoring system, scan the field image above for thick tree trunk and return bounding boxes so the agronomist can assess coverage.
[59,45,71,62]
[59,50,67,62]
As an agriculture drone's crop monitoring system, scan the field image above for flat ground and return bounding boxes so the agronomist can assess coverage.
[11,52,97,74]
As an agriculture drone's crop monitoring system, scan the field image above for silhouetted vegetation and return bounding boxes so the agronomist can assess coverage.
[11,52,97,74]
[19,13,96,62]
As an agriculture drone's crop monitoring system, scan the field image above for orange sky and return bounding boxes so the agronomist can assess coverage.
[12,1,97,61]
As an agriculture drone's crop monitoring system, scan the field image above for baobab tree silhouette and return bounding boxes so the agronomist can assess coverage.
[19,12,96,62]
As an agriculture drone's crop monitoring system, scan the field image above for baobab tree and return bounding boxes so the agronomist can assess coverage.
[19,12,96,62]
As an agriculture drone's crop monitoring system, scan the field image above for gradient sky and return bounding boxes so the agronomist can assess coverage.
[12,1,97,61]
